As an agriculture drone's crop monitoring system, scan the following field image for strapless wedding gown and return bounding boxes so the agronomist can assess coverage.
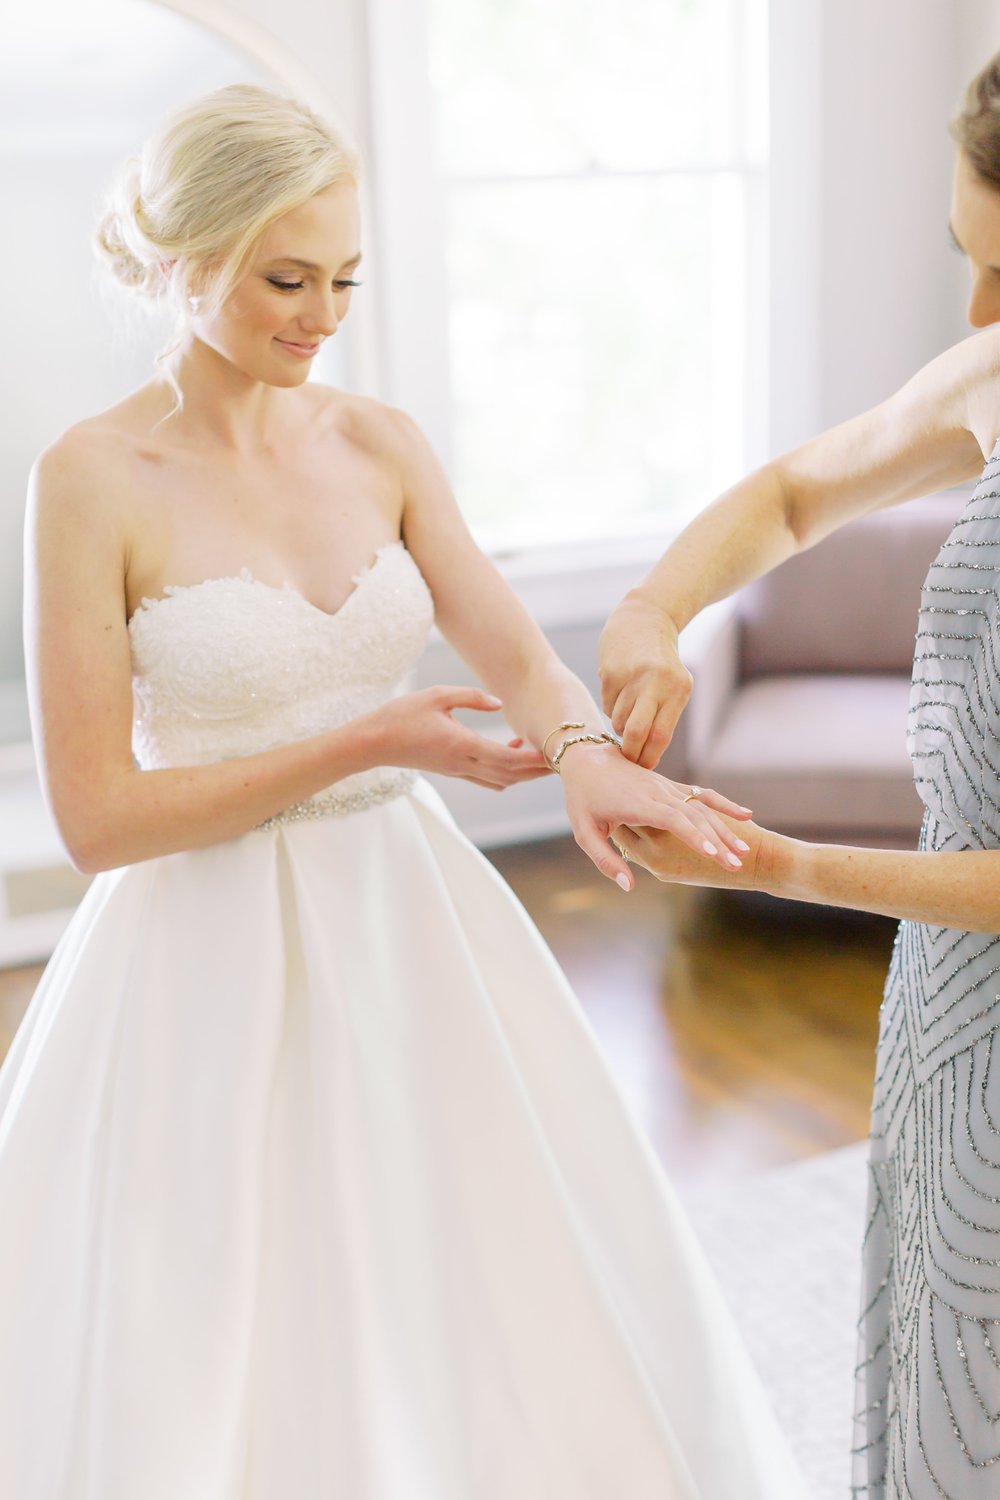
[0,542,801,1499]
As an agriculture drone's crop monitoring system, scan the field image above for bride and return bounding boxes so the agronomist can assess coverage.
[1,83,801,1497]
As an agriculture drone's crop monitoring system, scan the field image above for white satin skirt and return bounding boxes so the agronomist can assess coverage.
[0,779,803,1498]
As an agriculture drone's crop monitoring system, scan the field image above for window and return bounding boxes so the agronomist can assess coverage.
[425,0,769,549]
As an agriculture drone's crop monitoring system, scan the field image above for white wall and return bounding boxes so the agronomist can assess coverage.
[959,1,1000,85]
[768,0,977,453]
[766,0,822,454]
[817,0,967,429]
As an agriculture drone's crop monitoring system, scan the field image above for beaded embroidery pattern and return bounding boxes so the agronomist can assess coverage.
[127,542,433,825]
[852,443,1000,1498]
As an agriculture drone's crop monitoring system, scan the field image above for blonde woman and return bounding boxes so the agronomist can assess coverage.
[0,86,800,1497]
[599,52,1000,1500]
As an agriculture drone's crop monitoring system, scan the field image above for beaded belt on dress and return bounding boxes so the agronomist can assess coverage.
[255,768,417,830]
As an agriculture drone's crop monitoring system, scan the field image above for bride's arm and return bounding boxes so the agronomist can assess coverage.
[24,435,545,874]
[374,406,753,887]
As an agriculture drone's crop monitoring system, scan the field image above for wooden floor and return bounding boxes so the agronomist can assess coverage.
[0,835,894,1188]
[488,837,892,1184]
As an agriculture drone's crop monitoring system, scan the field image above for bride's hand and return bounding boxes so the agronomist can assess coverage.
[370,686,552,789]
[557,741,752,889]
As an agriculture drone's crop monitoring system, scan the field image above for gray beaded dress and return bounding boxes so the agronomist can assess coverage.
[853,443,1000,1497]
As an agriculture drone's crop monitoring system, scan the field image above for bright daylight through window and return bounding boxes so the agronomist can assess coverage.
[428,0,768,550]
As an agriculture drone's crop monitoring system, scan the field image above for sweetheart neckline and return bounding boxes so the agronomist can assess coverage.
[127,540,408,631]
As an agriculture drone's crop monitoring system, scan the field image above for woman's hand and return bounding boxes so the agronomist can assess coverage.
[369,686,551,789]
[556,741,753,890]
[613,815,780,894]
[597,591,692,768]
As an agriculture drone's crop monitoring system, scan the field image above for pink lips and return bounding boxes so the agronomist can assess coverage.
[274,337,321,359]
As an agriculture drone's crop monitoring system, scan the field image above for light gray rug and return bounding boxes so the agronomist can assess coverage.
[683,1141,869,1500]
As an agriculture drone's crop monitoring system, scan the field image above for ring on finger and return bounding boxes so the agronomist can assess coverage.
[610,838,630,863]
[681,785,703,805]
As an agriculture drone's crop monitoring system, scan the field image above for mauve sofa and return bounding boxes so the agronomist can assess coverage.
[664,490,969,848]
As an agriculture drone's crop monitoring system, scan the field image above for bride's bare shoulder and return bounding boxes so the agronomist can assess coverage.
[305,382,424,458]
[28,386,166,523]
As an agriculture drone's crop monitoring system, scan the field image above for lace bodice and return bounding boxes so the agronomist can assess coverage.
[128,542,434,816]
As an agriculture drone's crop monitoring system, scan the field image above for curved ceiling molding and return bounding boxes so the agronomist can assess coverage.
[149,0,331,111]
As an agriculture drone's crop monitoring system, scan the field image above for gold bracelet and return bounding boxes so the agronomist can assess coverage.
[550,731,622,773]
[541,721,585,770]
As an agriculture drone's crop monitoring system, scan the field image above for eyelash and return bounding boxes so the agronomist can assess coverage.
[266,277,362,293]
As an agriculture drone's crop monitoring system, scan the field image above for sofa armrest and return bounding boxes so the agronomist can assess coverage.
[676,599,741,772]
[740,490,968,676]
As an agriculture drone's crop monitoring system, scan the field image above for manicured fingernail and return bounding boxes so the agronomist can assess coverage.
[703,840,718,855]
[726,852,742,868]
[734,838,750,851]
[616,872,631,891]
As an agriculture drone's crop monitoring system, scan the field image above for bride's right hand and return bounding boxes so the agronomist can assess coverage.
[368,686,552,789]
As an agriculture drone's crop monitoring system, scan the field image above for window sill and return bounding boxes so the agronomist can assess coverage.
[480,526,677,630]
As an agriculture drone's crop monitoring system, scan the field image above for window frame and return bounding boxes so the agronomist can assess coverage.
[365,0,772,559]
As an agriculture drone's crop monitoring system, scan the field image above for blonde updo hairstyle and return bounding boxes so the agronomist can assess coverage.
[95,83,358,357]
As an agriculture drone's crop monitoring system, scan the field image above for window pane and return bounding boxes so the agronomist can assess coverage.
[429,0,747,176]
[446,174,746,546]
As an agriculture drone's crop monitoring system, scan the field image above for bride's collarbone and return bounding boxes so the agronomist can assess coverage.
[118,438,404,619]
[129,443,400,531]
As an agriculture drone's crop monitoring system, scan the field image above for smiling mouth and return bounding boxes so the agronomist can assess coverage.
[275,337,321,356]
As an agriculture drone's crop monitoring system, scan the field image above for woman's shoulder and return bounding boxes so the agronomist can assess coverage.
[939,321,1000,388]
[906,322,1000,406]
[37,385,166,466]
[956,325,1000,455]
[304,382,427,460]
[890,323,1000,465]
[29,391,161,525]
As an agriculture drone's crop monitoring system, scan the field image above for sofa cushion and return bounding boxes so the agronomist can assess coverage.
[692,675,923,838]
[739,493,966,678]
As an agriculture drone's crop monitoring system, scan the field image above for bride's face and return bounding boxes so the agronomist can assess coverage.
[950,149,1000,328]
[192,178,362,385]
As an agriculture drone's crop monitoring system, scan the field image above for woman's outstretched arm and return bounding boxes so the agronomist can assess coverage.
[616,818,1000,936]
[598,326,1000,767]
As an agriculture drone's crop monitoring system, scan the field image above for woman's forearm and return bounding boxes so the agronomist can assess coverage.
[763,834,1000,934]
[597,463,804,764]
[627,463,799,632]
[627,384,982,635]
[58,715,385,874]
[620,820,1000,934]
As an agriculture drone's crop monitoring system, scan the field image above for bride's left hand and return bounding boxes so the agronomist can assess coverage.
[557,742,753,890]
